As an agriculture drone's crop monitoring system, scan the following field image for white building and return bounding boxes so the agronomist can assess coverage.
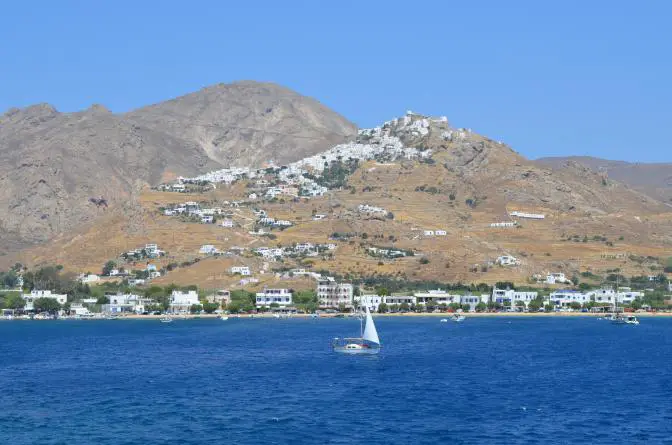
[549,290,589,308]
[490,221,517,228]
[496,255,520,266]
[22,290,68,311]
[460,294,490,312]
[220,219,234,228]
[414,289,461,306]
[255,289,293,308]
[79,274,100,284]
[491,288,539,309]
[229,266,251,276]
[317,277,353,308]
[383,295,416,308]
[199,244,219,255]
[509,211,545,219]
[201,215,214,224]
[355,295,383,312]
[104,293,154,314]
[435,230,447,236]
[424,230,435,237]
[545,272,571,285]
[170,290,200,313]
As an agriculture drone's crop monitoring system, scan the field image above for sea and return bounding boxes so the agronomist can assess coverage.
[1,316,671,444]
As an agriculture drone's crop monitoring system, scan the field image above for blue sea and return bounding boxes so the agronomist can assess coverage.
[1,317,671,444]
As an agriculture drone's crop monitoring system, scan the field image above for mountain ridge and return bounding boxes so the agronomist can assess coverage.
[0,81,358,253]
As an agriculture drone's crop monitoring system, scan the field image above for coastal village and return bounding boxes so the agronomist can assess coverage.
[2,112,672,318]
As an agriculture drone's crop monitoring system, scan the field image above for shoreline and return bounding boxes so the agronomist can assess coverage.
[4,311,672,321]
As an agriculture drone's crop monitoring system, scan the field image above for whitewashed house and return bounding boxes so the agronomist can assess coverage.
[414,289,461,306]
[170,290,200,313]
[423,230,435,237]
[220,219,234,228]
[549,290,589,308]
[355,295,383,312]
[199,244,219,255]
[255,289,292,308]
[383,295,416,308]
[22,290,68,311]
[545,272,570,284]
[496,255,520,266]
[79,274,101,284]
[230,266,251,276]
[435,230,447,236]
[491,288,539,309]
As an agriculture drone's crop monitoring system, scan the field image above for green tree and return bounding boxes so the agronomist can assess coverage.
[528,299,543,312]
[377,302,389,313]
[34,297,61,313]
[568,302,582,311]
[202,302,219,314]
[399,302,410,312]
[96,295,110,305]
[4,293,25,310]
[544,304,555,312]
[475,302,487,312]
[448,302,461,311]
[376,287,390,297]
[102,261,116,276]
[460,304,471,312]
[189,304,203,314]
[293,290,317,304]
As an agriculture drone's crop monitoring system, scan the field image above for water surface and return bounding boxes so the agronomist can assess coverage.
[1,317,670,444]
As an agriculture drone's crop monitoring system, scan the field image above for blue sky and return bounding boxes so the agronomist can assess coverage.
[1,0,670,162]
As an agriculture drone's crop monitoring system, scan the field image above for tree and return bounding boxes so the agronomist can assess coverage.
[630,299,643,310]
[569,302,582,311]
[419,257,430,265]
[4,293,25,310]
[514,300,526,311]
[448,302,461,312]
[475,302,487,312]
[33,297,61,313]
[544,304,555,312]
[96,296,110,305]
[528,299,543,312]
[102,261,116,276]
[377,302,388,313]
[460,304,471,312]
[189,304,203,314]
[338,303,347,313]
[202,302,219,313]
[376,287,390,297]
[399,302,410,312]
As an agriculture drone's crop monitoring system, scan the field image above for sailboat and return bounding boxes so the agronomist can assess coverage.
[332,306,381,355]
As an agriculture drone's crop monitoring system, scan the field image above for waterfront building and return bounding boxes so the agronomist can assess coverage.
[255,289,292,308]
[317,277,353,308]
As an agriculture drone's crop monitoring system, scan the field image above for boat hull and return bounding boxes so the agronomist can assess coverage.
[333,346,380,355]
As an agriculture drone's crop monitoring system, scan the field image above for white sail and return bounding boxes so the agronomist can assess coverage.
[362,306,380,345]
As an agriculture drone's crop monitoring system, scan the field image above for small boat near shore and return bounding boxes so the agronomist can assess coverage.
[451,314,466,322]
[160,316,173,323]
[220,315,229,321]
[440,318,448,323]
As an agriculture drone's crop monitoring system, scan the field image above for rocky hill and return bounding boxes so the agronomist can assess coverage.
[0,82,357,253]
[536,156,672,204]
[7,112,671,290]
[125,81,357,167]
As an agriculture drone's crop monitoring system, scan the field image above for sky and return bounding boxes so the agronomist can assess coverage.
[1,0,670,162]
